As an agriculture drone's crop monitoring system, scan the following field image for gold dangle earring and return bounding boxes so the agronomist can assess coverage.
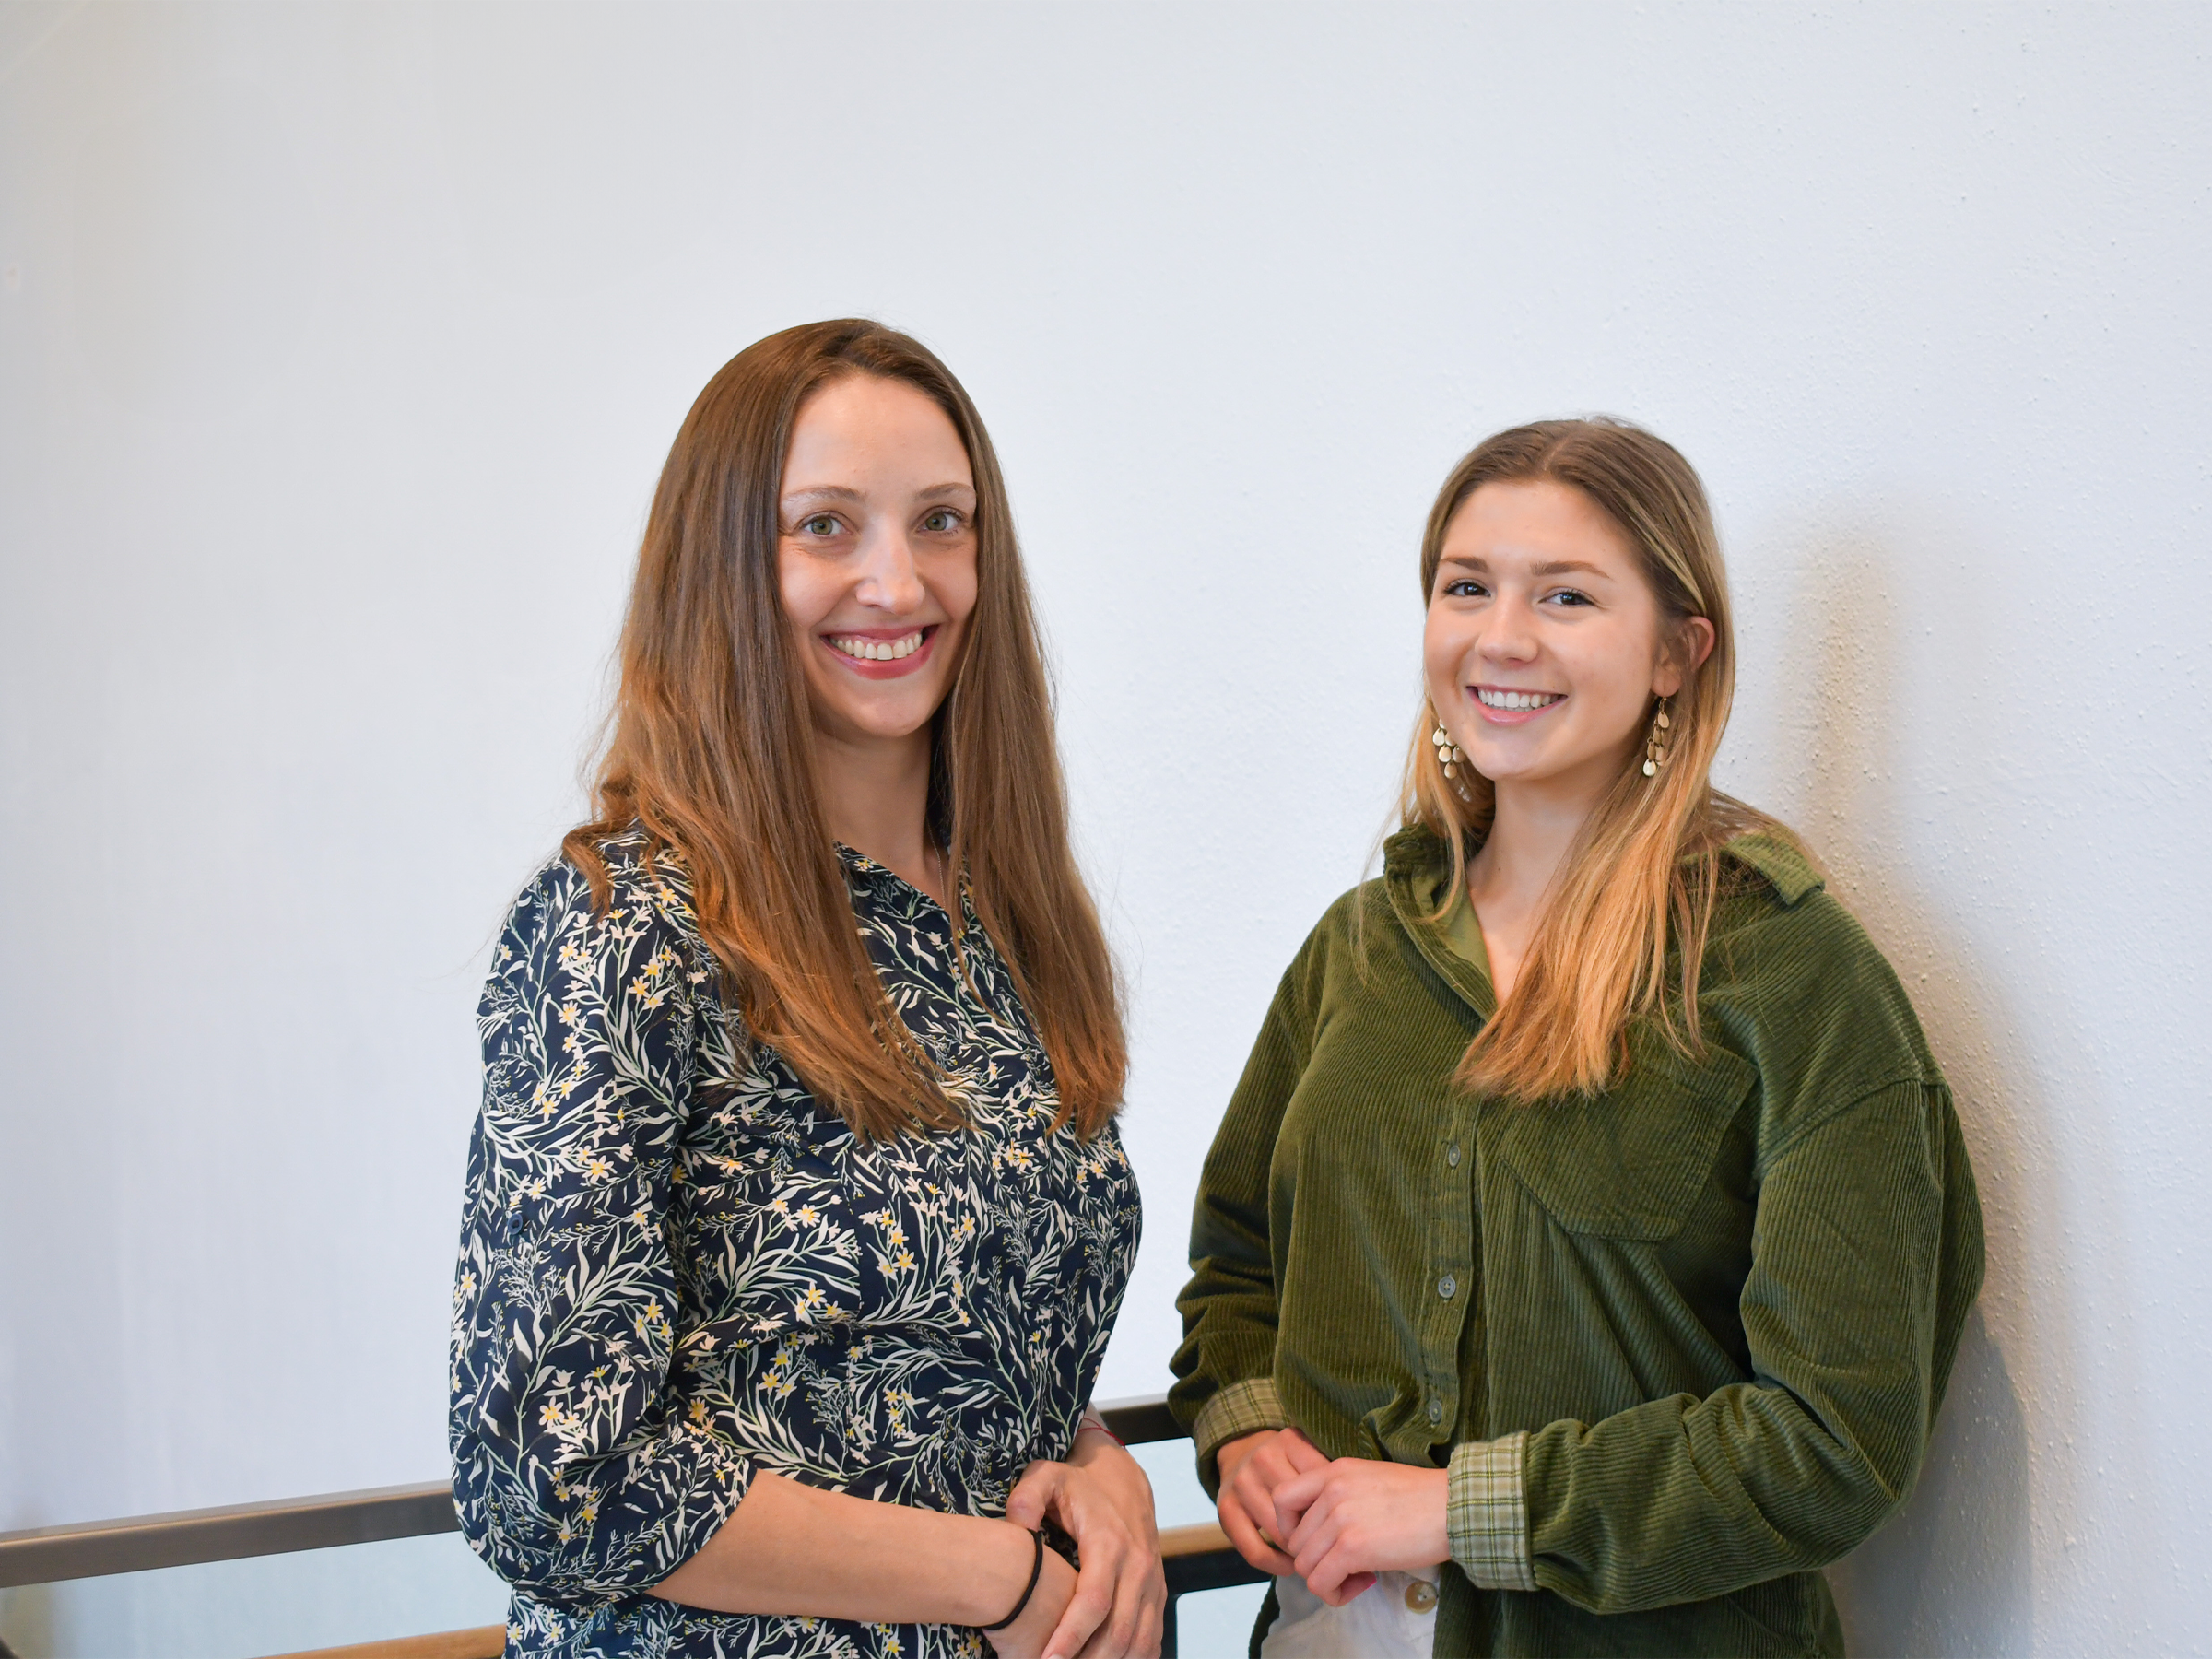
[1431,715,1472,800]
[1641,696,1673,778]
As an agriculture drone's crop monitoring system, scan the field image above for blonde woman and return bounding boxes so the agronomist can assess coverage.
[1171,419,1983,1657]
[451,322,1160,1659]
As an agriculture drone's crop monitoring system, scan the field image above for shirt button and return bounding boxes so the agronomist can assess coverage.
[1438,1274,1457,1300]
[1426,1397,1444,1424]
[1405,1579,1439,1614]
[1446,1142,1461,1168]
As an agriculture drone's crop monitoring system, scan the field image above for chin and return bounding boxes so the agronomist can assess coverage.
[836,701,940,742]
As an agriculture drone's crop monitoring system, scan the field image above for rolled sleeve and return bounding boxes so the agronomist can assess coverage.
[450,859,752,1606]
[1191,1375,1289,1487]
[1448,1431,1535,1592]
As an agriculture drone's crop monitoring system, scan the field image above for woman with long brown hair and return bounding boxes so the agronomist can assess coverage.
[450,320,1159,1659]
[1171,418,1983,1656]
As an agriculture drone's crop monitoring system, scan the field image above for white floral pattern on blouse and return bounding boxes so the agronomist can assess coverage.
[450,834,1142,1658]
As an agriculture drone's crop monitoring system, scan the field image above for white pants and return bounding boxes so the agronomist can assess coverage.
[1259,1570,1441,1658]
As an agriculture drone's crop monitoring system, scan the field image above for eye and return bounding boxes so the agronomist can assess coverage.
[799,513,842,537]
[919,507,966,534]
[1441,578,1490,600]
[1542,587,1594,606]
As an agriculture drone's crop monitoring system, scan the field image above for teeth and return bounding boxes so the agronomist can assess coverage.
[830,630,925,662]
[1478,688,1563,711]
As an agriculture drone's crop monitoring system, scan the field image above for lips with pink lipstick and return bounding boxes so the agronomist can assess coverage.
[820,624,941,678]
[1472,683,1566,725]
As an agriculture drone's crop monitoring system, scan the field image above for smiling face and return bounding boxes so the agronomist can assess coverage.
[777,373,980,749]
[1425,478,1709,804]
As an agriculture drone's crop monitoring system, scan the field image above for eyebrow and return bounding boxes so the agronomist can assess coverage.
[780,481,977,507]
[1440,553,1613,580]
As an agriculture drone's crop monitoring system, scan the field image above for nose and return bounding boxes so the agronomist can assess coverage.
[852,521,926,614]
[1477,590,1540,665]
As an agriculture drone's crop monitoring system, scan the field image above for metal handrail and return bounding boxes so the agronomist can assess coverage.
[0,1394,1233,1588]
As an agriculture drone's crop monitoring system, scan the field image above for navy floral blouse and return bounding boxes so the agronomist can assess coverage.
[450,833,1142,1658]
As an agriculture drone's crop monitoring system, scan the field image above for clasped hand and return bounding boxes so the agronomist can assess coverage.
[1215,1428,1450,1607]
[991,1430,1166,1659]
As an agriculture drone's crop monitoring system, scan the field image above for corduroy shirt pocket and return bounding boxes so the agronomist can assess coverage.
[1486,1038,1757,1241]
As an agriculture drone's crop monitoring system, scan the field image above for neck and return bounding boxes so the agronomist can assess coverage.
[813,724,946,906]
[1465,750,1623,925]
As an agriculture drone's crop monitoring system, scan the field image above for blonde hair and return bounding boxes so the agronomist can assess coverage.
[1403,418,1800,1101]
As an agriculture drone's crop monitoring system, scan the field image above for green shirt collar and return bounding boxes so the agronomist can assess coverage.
[1380,818,1827,1018]
[1383,827,1497,1019]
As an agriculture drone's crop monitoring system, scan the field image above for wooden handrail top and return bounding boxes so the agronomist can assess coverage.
[1158,1520,1235,1559]
[264,1626,506,1659]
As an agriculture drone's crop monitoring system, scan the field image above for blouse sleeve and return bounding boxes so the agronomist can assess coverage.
[449,860,752,1607]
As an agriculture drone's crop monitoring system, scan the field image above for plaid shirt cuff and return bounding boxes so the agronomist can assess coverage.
[1191,1376,1288,1484]
[1447,1431,1535,1592]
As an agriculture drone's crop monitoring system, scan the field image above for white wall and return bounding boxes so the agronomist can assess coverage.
[2,2,2206,1653]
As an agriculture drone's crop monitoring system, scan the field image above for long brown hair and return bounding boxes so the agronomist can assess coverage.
[1402,418,1802,1101]
[565,320,1125,1139]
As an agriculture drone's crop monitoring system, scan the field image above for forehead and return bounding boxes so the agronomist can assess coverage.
[1438,478,1637,571]
[782,375,973,490]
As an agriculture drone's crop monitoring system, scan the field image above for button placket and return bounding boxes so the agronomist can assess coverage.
[1419,1112,1477,1443]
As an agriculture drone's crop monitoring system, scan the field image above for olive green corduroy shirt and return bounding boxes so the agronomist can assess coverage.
[1171,827,1984,1658]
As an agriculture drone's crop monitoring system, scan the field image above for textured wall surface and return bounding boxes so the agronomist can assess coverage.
[2,3,2206,1653]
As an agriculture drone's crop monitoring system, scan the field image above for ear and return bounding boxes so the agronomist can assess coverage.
[1654,616,1715,699]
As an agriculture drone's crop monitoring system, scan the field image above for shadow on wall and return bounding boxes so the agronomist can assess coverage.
[1755,521,2043,1655]
[1830,1308,2030,1656]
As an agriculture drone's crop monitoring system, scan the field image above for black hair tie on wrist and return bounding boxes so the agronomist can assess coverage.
[980,1528,1046,1632]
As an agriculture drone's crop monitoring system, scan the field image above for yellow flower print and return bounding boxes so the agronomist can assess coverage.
[689,1398,710,1426]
